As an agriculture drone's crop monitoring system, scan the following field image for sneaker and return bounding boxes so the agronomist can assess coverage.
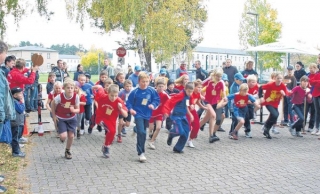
[245,132,252,138]
[271,127,280,134]
[88,127,93,134]
[263,129,272,139]
[139,153,147,162]
[217,127,225,132]
[77,130,80,139]
[101,145,110,158]
[121,128,127,135]
[97,125,102,132]
[289,126,296,136]
[200,125,204,131]
[13,151,26,158]
[228,134,234,139]
[209,135,219,143]
[307,128,313,133]
[117,134,122,143]
[148,141,156,150]
[296,131,303,137]
[173,148,184,153]
[187,141,195,148]
[311,128,319,135]
[65,150,72,159]
[19,144,25,148]
[80,129,85,135]
[315,131,320,136]
[19,137,28,144]
[0,185,7,193]
[85,120,89,126]
[231,132,238,140]
[167,134,173,146]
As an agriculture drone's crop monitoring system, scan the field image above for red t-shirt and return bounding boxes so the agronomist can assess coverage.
[309,72,320,97]
[55,93,77,119]
[175,84,184,91]
[248,84,259,95]
[204,80,224,105]
[79,94,86,113]
[261,82,287,108]
[95,92,127,131]
[190,92,201,105]
[48,92,60,100]
[234,94,249,108]
[151,91,170,117]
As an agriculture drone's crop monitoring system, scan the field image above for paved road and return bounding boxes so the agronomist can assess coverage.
[24,109,320,194]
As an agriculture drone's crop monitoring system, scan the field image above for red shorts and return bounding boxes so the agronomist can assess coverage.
[149,115,163,123]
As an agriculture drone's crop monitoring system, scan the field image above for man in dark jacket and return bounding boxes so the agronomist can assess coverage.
[51,60,65,83]
[195,60,208,81]
[294,61,307,85]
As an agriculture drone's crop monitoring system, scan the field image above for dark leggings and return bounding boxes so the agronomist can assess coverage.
[81,104,92,129]
[265,105,279,130]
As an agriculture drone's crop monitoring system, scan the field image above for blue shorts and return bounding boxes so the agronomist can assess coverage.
[57,116,77,134]
[233,106,248,120]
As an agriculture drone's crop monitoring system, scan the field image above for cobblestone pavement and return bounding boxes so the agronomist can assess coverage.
[24,109,320,194]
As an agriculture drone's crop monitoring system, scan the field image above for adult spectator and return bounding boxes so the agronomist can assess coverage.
[194,60,208,81]
[294,61,307,85]
[51,60,65,83]
[62,61,70,79]
[241,60,258,78]
[73,64,84,81]
[161,65,170,79]
[175,60,188,78]
[126,65,133,79]
[0,40,15,194]
[7,58,38,89]
[102,59,115,80]
[223,59,238,118]
[128,66,141,87]
[1,55,15,77]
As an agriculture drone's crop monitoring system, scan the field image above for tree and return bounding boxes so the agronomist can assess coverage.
[67,0,207,71]
[0,0,53,38]
[239,0,283,70]
[80,46,106,74]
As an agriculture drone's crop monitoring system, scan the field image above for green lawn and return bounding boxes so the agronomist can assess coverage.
[39,72,100,83]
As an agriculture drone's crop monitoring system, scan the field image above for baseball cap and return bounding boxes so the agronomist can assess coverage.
[222,73,228,81]
[84,73,91,79]
[134,66,141,71]
[160,68,166,74]
[11,87,23,95]
[287,65,294,70]
[234,73,245,81]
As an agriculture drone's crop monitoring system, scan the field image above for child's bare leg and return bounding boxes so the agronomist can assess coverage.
[150,120,162,142]
[118,119,124,135]
[148,122,155,134]
[60,132,67,142]
[66,131,74,149]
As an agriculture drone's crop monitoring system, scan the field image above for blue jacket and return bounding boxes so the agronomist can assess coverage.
[228,82,240,111]
[81,83,93,105]
[126,86,160,119]
[0,69,16,122]
[171,91,189,116]
[128,73,139,87]
[11,98,25,127]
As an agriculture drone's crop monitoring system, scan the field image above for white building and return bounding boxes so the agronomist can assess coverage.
[59,54,81,72]
[111,47,254,73]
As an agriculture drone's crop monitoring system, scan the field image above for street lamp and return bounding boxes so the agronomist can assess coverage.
[247,12,259,74]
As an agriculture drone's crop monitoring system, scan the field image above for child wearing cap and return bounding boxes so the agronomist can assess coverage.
[155,68,169,88]
[51,80,80,159]
[126,72,160,162]
[227,83,260,140]
[259,72,288,139]
[10,87,26,157]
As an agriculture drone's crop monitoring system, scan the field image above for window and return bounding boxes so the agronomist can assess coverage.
[202,54,204,60]
[197,54,199,59]
[216,55,218,60]
[224,56,227,60]
[47,53,50,59]
[220,55,222,60]
[235,56,237,61]
[211,55,213,61]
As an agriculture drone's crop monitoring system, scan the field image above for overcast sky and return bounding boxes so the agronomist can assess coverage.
[4,0,320,51]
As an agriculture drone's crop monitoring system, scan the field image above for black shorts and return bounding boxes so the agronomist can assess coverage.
[119,111,132,122]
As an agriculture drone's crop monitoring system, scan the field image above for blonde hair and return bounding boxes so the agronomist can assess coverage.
[15,58,26,69]
[247,74,257,82]
[104,78,114,87]
[239,83,249,91]
[210,68,223,81]
[78,74,86,80]
[175,74,189,85]
[108,84,119,94]
[156,79,165,86]
[63,80,75,88]
[75,85,86,96]
[309,63,318,70]
[194,79,202,87]
[138,72,150,81]
[185,82,195,90]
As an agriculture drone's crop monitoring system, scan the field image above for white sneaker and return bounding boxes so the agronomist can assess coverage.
[19,144,25,148]
[187,141,195,148]
[80,129,85,135]
[271,127,280,134]
[19,137,28,144]
[148,141,156,150]
[139,153,147,162]
[316,131,320,136]
[307,128,313,133]
[85,120,90,126]
[311,129,319,135]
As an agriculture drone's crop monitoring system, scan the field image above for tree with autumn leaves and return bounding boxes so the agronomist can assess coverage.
[239,0,283,70]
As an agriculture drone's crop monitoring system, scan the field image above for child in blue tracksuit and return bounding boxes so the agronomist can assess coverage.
[126,72,160,162]
[10,87,26,157]
[77,74,93,131]
[164,82,194,153]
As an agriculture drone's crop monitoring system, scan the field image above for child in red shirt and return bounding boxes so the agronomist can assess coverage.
[244,75,259,137]
[148,79,170,150]
[94,84,128,158]
[227,83,260,140]
[46,81,63,136]
[186,80,207,148]
[259,73,288,139]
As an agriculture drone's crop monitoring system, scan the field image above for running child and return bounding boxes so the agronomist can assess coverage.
[126,72,160,162]
[117,79,133,143]
[165,79,180,131]
[77,74,93,132]
[186,79,207,148]
[164,82,194,153]
[174,74,189,91]
[227,83,260,140]
[74,82,87,139]
[51,80,80,159]
[94,84,128,158]
[46,81,63,135]
[148,79,170,150]
[259,72,288,139]
[114,72,125,90]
